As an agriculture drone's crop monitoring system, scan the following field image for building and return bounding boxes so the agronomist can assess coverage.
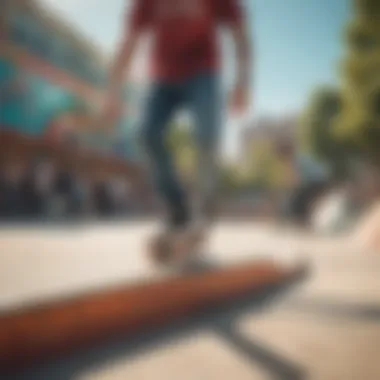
[240,114,299,166]
[0,0,140,164]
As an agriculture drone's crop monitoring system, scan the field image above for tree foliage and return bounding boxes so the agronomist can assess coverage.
[336,0,380,163]
[298,87,352,177]
[225,138,289,193]
[300,87,342,158]
[301,0,380,170]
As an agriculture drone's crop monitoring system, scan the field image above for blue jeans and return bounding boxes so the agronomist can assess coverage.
[141,72,221,227]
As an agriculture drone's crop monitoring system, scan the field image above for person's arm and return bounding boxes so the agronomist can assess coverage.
[229,6,253,114]
[98,37,138,129]
[107,31,139,104]
[101,0,150,127]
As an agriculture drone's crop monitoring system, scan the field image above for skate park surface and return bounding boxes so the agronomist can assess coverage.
[1,220,380,379]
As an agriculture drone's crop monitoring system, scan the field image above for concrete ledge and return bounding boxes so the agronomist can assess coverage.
[0,259,307,372]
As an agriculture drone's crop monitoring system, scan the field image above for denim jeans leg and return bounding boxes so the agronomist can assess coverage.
[140,82,189,227]
[185,73,221,221]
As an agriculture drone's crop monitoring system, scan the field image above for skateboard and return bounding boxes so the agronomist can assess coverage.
[148,225,206,267]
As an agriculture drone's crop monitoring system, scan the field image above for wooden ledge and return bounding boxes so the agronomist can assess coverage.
[0,259,307,372]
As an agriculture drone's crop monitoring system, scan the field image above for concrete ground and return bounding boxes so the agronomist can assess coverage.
[1,221,380,379]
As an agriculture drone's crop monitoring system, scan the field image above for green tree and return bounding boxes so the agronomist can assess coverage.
[300,87,341,156]
[299,87,349,176]
[335,0,380,163]
[238,138,286,192]
[220,163,246,194]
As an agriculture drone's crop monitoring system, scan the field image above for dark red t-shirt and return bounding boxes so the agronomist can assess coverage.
[128,0,243,82]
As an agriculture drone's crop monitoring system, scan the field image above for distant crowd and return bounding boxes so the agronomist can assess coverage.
[0,156,145,221]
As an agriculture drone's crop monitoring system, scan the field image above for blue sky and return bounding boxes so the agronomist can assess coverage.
[252,0,351,115]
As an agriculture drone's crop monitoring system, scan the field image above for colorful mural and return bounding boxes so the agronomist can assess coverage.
[0,58,82,135]
[0,56,140,159]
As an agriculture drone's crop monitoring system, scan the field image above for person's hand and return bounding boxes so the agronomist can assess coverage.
[229,84,250,116]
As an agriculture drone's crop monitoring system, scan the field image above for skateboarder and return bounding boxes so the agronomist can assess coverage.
[103,0,252,258]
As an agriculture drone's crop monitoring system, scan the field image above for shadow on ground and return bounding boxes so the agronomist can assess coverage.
[11,269,308,380]
[284,296,380,322]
